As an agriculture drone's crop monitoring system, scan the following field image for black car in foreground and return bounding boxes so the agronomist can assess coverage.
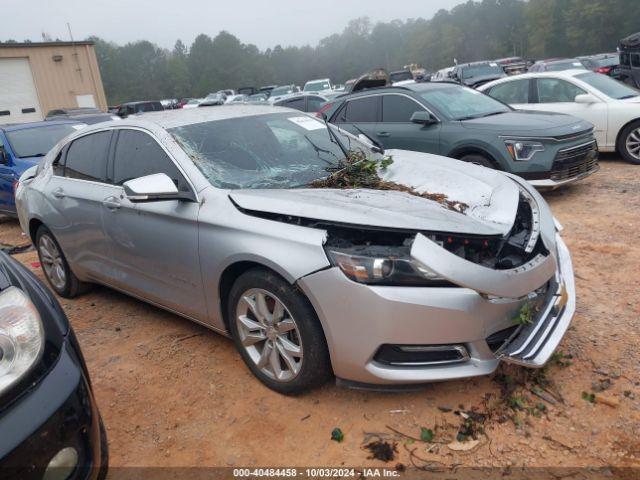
[449,61,506,88]
[0,252,107,479]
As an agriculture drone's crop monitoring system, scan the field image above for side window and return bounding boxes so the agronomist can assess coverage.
[488,79,530,104]
[382,95,423,122]
[620,53,630,67]
[306,96,326,113]
[64,131,111,182]
[537,78,586,103]
[343,96,379,122]
[284,97,305,111]
[632,54,640,68]
[332,103,348,123]
[112,130,189,192]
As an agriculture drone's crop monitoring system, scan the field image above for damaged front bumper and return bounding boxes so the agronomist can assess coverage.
[297,234,575,386]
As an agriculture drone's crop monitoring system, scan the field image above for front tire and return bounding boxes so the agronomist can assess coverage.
[459,153,498,169]
[617,120,640,165]
[35,225,88,298]
[228,268,331,395]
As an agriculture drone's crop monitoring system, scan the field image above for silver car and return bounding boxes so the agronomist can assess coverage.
[15,106,575,394]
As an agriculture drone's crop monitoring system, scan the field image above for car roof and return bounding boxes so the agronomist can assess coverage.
[0,119,83,132]
[76,104,294,131]
[477,69,591,89]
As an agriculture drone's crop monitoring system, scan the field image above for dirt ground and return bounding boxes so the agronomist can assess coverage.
[1,156,639,475]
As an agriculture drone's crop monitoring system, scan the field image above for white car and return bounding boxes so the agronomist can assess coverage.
[182,98,203,109]
[303,78,333,95]
[479,70,640,164]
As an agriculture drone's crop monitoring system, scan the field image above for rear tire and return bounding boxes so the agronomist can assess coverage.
[459,153,498,169]
[617,120,640,165]
[35,225,89,298]
[228,268,331,395]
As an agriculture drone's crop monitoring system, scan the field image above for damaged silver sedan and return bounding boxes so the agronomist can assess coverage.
[15,106,575,394]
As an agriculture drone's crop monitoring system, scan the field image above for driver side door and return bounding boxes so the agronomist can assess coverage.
[103,128,206,320]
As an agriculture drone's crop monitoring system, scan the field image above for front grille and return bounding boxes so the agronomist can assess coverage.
[550,141,599,181]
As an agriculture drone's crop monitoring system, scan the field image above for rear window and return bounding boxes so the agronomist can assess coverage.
[5,124,84,158]
[593,56,619,67]
[64,131,111,182]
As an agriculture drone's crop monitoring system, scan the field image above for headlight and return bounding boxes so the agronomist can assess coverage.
[0,287,44,394]
[327,249,445,286]
[504,140,545,161]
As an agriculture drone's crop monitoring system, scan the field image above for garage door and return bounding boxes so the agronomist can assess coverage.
[0,58,42,123]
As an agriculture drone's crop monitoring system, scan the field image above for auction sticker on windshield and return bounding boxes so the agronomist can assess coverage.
[288,116,325,131]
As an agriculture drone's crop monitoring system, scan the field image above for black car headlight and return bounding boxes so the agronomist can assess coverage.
[0,287,44,394]
[504,139,545,161]
[327,249,447,286]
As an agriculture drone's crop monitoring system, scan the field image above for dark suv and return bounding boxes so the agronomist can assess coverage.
[449,61,506,89]
[116,101,164,118]
[322,82,599,188]
[619,32,640,88]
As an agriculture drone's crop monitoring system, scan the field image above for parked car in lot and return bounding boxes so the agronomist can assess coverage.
[431,67,454,82]
[494,57,529,75]
[247,93,269,103]
[274,94,328,113]
[182,98,203,109]
[528,58,588,73]
[116,101,164,118]
[322,82,598,188]
[479,70,640,164]
[16,106,575,393]
[303,78,333,94]
[577,53,621,79]
[0,251,107,478]
[449,61,506,88]
[46,108,120,125]
[619,32,640,88]
[199,93,227,107]
[389,69,414,84]
[268,85,299,104]
[0,121,85,216]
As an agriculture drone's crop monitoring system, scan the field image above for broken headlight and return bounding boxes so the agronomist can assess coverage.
[327,249,447,286]
[504,140,545,161]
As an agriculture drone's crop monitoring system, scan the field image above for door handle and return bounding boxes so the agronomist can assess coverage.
[52,188,65,199]
[377,132,390,137]
[102,196,121,210]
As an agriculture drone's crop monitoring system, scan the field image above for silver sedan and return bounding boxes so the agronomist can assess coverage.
[16,106,575,394]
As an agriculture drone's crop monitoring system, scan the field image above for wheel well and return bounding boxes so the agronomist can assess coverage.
[615,117,640,150]
[449,147,501,170]
[218,261,279,331]
[28,218,44,243]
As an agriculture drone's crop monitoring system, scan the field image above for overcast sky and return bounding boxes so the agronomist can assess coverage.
[4,0,467,49]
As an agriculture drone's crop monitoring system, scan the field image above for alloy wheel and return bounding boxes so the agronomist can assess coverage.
[38,234,66,291]
[235,288,303,382]
[625,128,640,160]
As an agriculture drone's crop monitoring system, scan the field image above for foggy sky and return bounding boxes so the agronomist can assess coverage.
[4,0,467,49]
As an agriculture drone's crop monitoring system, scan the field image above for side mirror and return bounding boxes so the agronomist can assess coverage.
[123,173,180,202]
[411,111,438,126]
[574,93,599,104]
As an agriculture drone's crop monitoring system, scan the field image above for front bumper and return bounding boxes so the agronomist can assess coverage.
[528,163,599,189]
[0,340,105,480]
[298,234,575,385]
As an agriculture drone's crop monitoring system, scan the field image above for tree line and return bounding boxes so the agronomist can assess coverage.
[80,0,640,104]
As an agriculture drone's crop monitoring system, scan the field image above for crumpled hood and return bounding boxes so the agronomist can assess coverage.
[461,111,593,135]
[462,74,505,88]
[229,150,521,236]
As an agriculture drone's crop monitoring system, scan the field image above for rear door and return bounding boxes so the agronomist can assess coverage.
[484,78,531,110]
[331,95,380,142]
[377,93,441,154]
[43,130,117,280]
[0,132,14,212]
[530,78,608,146]
[103,128,205,319]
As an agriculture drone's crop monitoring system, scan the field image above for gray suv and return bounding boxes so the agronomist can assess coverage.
[322,82,599,188]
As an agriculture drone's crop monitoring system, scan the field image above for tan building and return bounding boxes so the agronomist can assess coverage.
[0,41,107,123]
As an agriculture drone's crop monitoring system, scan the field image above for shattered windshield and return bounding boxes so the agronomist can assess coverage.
[169,112,373,189]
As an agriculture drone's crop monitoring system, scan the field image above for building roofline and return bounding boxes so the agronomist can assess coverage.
[0,41,95,48]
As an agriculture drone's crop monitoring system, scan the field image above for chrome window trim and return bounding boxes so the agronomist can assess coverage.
[53,125,200,202]
[344,91,441,123]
